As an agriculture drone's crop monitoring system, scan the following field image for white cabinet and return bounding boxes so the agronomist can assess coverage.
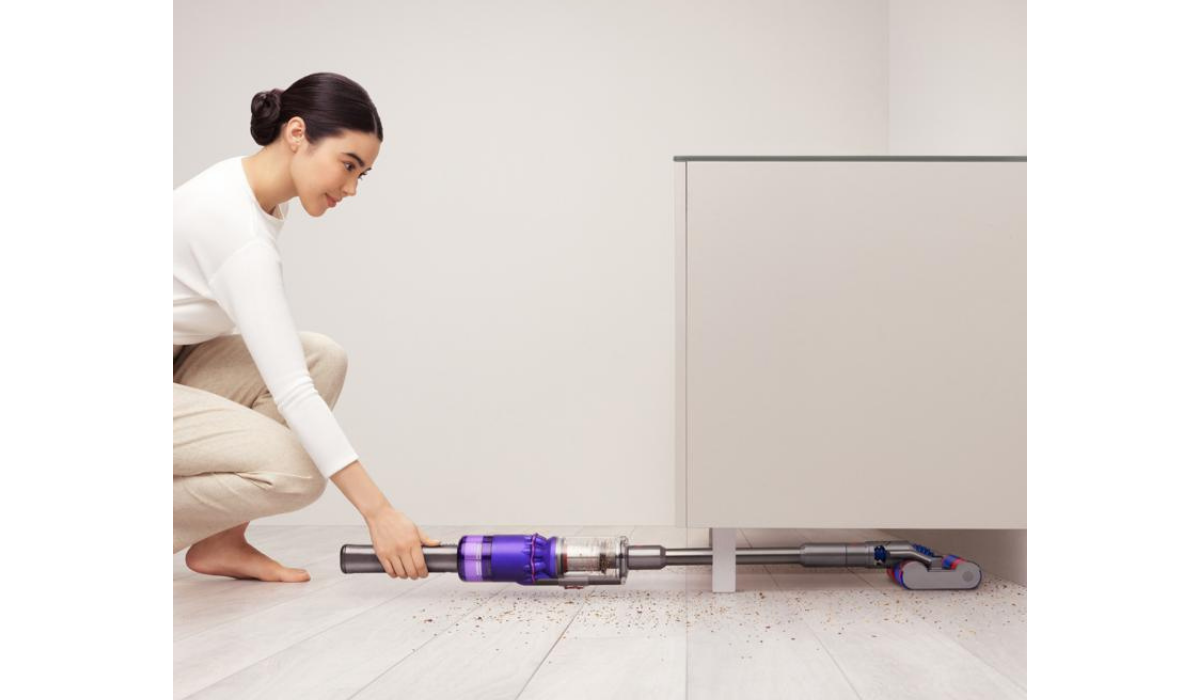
[676,157,1026,533]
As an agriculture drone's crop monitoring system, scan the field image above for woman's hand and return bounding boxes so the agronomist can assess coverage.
[328,461,440,579]
[364,506,441,579]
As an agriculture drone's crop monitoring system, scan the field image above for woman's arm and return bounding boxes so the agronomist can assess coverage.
[329,460,391,517]
[206,241,438,579]
[331,461,441,579]
[207,240,359,478]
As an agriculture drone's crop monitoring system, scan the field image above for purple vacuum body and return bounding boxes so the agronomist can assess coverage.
[457,534,559,585]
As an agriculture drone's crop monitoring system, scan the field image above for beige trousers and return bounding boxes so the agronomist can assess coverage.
[173,332,348,553]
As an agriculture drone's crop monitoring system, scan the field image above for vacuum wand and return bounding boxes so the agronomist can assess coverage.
[340,534,981,590]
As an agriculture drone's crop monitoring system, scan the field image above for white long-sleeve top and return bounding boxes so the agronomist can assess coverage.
[173,155,358,479]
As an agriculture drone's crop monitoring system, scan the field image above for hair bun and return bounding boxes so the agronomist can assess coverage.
[249,89,285,145]
[251,89,283,118]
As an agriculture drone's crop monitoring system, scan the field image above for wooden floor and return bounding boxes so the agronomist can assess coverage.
[174,524,1026,699]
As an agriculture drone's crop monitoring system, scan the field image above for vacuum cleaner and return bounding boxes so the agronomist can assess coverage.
[340,534,981,590]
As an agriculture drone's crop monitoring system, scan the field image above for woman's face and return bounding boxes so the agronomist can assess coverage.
[285,119,381,217]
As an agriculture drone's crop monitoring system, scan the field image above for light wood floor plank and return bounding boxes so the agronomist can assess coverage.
[685,529,862,699]
[176,525,580,699]
[514,527,688,700]
[855,568,1027,690]
[173,525,1026,699]
[342,527,594,700]
[174,526,449,642]
[744,529,1025,699]
[174,564,438,698]
[758,528,1027,691]
[187,574,509,700]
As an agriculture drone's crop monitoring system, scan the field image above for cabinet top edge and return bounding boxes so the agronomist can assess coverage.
[672,156,1027,162]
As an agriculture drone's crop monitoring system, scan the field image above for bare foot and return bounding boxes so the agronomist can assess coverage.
[185,523,311,582]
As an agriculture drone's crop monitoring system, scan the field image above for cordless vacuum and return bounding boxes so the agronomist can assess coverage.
[340,534,981,590]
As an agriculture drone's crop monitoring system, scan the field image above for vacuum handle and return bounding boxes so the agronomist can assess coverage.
[340,544,460,574]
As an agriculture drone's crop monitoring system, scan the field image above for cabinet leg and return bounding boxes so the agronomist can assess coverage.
[711,528,736,593]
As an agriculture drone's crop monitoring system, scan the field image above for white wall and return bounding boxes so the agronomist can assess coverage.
[889,0,1027,154]
[174,0,1023,527]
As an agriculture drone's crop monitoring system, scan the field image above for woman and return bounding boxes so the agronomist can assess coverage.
[173,72,436,583]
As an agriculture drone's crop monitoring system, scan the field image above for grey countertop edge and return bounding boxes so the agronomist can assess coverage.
[672,155,1027,162]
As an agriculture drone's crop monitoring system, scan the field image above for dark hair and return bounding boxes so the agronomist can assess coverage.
[249,72,383,147]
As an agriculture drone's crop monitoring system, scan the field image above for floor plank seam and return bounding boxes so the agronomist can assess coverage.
[174,552,349,643]
[852,563,1027,695]
[510,525,630,699]
[180,573,444,700]
[773,568,865,700]
[899,597,1026,695]
[873,581,1028,695]
[345,584,514,700]
[511,588,599,700]
[745,530,866,700]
